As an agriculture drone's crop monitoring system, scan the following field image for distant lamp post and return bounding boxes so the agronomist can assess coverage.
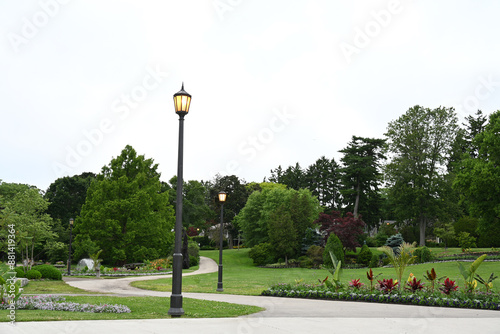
[67,218,74,275]
[168,83,192,317]
[217,191,227,292]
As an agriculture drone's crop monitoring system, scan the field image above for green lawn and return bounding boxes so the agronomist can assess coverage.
[132,248,500,294]
[22,280,95,295]
[0,296,263,321]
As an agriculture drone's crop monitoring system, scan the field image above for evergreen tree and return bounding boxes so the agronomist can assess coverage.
[339,136,386,227]
[305,156,341,210]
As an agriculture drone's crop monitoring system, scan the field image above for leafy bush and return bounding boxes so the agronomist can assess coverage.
[374,233,388,246]
[298,256,313,268]
[365,237,377,247]
[357,244,373,266]
[32,264,62,280]
[189,255,199,267]
[369,254,379,268]
[192,236,213,248]
[306,245,324,268]
[249,243,276,266]
[14,267,25,278]
[457,232,477,250]
[323,233,344,268]
[414,246,433,263]
[188,239,200,259]
[26,269,42,280]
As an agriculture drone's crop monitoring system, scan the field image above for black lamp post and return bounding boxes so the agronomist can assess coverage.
[217,191,227,292]
[67,218,74,275]
[168,83,191,317]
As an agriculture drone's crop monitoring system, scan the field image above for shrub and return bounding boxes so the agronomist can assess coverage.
[323,233,344,268]
[298,256,313,268]
[189,255,199,267]
[306,245,324,268]
[369,254,379,268]
[249,243,276,266]
[188,239,200,259]
[32,264,62,280]
[365,237,377,247]
[357,244,373,266]
[385,233,404,254]
[14,267,25,278]
[414,246,433,263]
[374,233,388,247]
[456,232,477,250]
[26,269,42,280]
[192,236,213,248]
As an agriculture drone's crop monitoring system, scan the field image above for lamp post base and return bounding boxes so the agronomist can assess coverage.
[217,263,223,292]
[168,294,184,317]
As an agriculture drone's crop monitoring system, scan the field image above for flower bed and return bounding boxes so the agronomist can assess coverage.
[261,283,500,311]
[0,295,131,313]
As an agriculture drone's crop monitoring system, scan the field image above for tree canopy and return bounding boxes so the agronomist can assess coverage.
[384,105,459,246]
[454,110,500,245]
[339,136,386,226]
[236,185,321,251]
[74,145,175,264]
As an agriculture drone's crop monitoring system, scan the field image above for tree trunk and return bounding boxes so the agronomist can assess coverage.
[419,216,426,246]
[353,180,360,218]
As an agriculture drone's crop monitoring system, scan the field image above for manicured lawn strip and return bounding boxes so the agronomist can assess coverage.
[22,280,97,295]
[0,296,263,322]
[132,249,331,295]
[132,249,500,295]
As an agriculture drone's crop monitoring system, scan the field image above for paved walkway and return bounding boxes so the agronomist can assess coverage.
[2,257,500,333]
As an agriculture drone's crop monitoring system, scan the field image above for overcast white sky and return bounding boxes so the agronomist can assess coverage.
[1,0,500,191]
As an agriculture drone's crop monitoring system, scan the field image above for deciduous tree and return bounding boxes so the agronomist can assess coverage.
[385,105,459,246]
[74,146,175,264]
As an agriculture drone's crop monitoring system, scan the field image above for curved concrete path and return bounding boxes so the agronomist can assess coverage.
[63,256,219,295]
[3,257,500,334]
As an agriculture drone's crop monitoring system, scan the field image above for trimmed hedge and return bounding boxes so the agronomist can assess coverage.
[26,269,42,280]
[14,266,25,278]
[32,264,62,280]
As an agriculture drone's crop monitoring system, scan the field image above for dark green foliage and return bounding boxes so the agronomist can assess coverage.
[339,136,386,227]
[192,236,213,249]
[26,269,42,280]
[323,233,344,268]
[477,222,500,247]
[365,237,377,247]
[32,264,62,280]
[248,243,276,266]
[305,245,324,268]
[14,267,25,278]
[374,233,388,246]
[188,239,200,260]
[414,246,433,263]
[304,156,341,210]
[298,256,313,268]
[301,227,322,254]
[369,254,379,268]
[357,244,373,266]
[385,233,404,254]
[189,255,199,267]
[454,216,479,239]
